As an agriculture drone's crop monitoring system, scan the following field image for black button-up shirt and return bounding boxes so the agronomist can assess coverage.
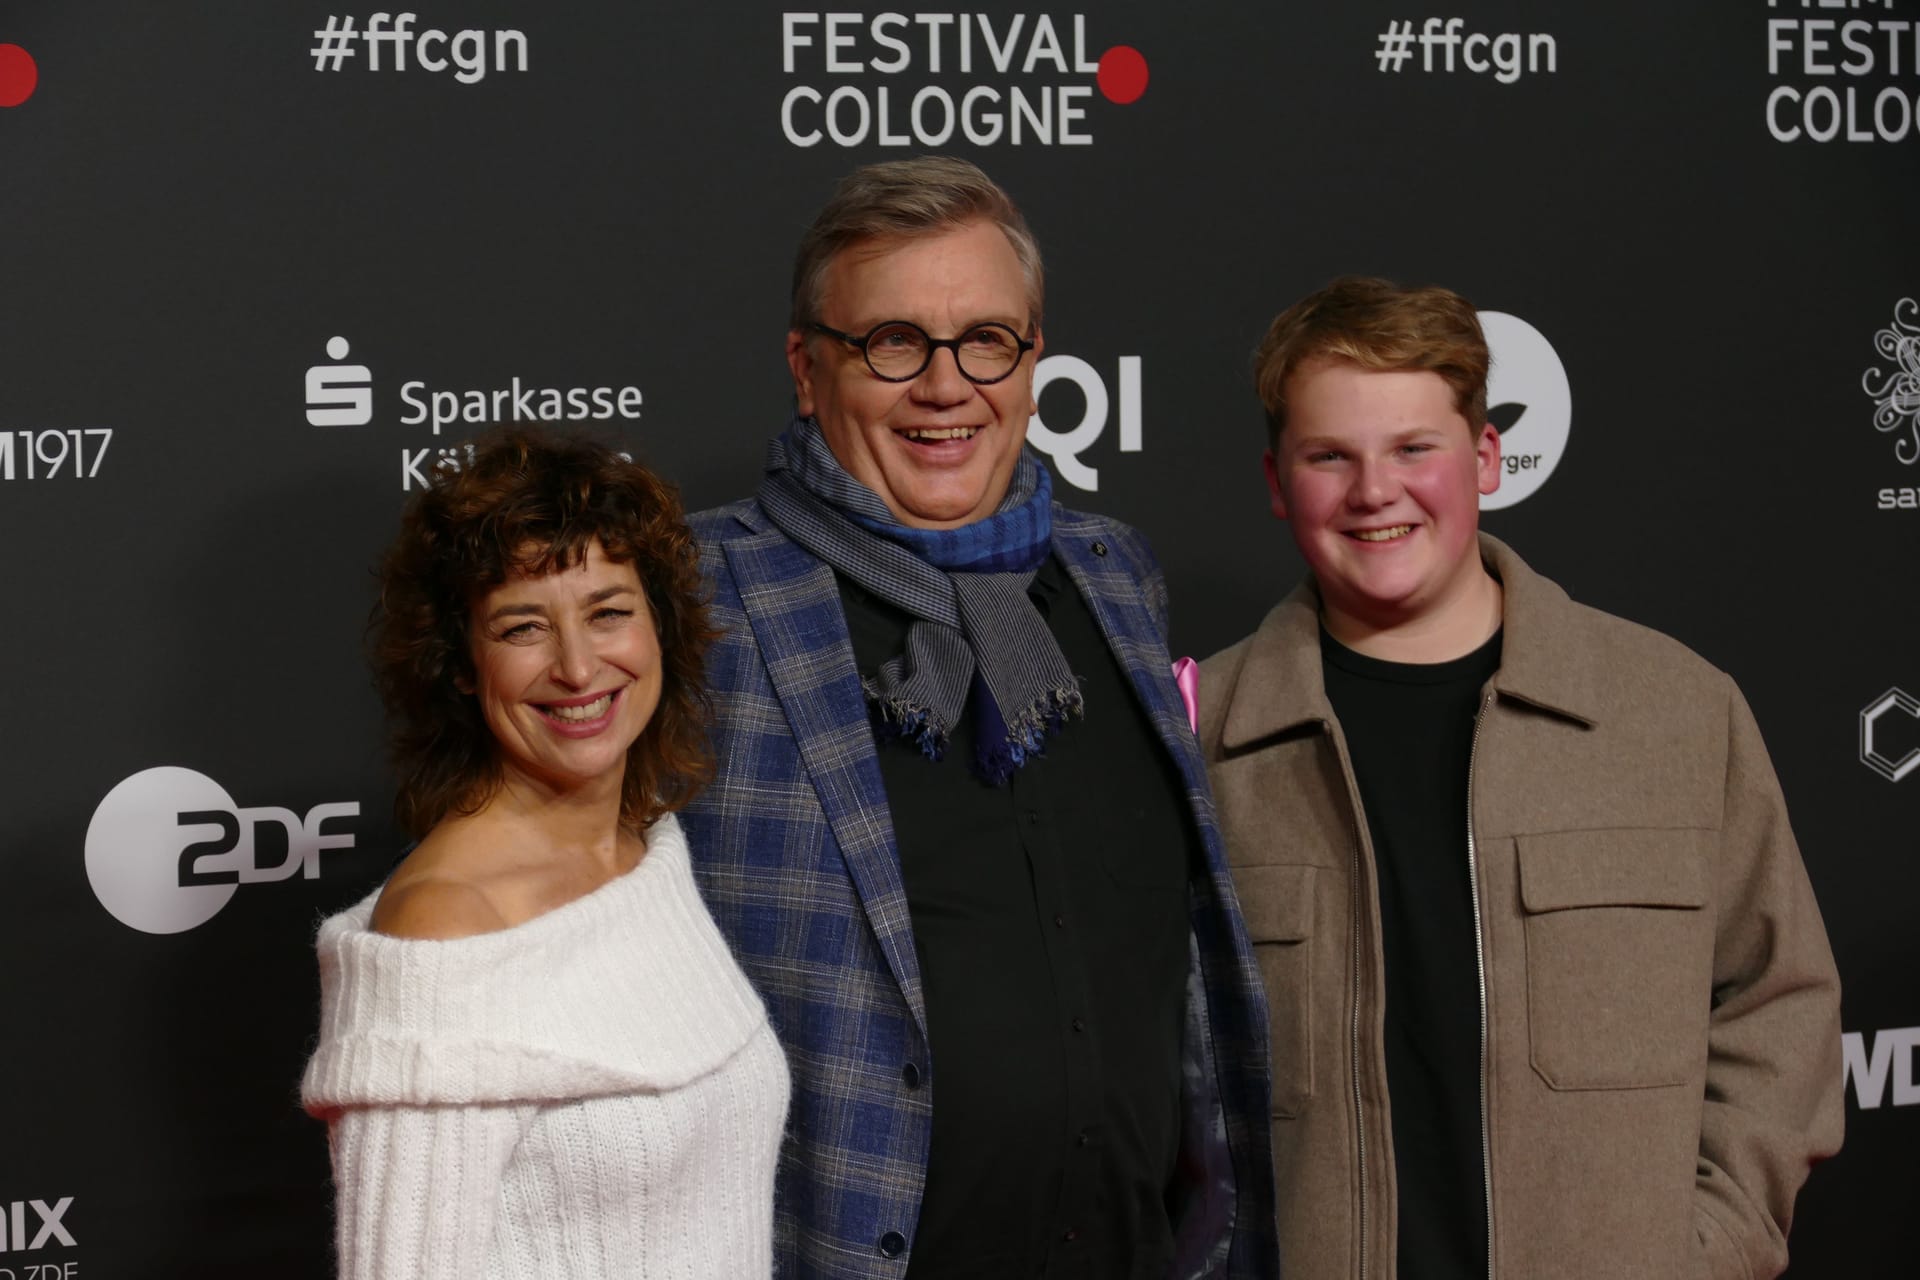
[839,555,1198,1280]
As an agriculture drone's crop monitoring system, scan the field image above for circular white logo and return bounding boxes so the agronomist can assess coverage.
[85,766,240,934]
[1479,311,1572,511]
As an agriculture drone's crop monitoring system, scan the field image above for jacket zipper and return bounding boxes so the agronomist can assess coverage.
[1466,694,1494,1280]
[1325,718,1370,1279]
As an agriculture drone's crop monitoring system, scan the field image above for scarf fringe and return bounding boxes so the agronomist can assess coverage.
[866,685,949,762]
[974,685,1085,786]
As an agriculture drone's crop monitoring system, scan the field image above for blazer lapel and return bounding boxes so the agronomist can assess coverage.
[1051,514,1217,820]
[722,528,928,1037]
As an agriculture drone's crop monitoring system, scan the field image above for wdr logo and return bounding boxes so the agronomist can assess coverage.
[85,767,358,935]
[1844,1027,1920,1110]
[306,336,373,426]
[1479,311,1572,511]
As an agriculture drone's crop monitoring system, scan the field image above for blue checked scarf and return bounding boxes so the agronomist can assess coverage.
[758,417,1083,783]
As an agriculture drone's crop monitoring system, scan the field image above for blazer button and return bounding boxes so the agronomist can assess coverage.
[879,1230,908,1258]
[1090,540,1108,556]
[902,1061,922,1089]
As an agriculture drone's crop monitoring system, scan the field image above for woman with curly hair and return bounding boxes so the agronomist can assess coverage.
[301,430,787,1279]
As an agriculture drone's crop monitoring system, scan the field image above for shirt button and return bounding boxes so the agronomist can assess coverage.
[1024,809,1041,825]
[1053,913,1066,928]
[879,1231,907,1258]
[1076,1130,1090,1147]
[1090,541,1108,556]
[1063,1227,1080,1242]
[902,1061,922,1089]
[1071,1017,1086,1033]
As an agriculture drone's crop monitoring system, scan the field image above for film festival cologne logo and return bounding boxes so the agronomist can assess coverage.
[778,12,1150,148]
[85,767,359,935]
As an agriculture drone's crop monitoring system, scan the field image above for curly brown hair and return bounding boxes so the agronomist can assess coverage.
[372,429,715,838]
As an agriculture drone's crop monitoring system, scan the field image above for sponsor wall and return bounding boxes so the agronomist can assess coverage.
[1,1,1915,1274]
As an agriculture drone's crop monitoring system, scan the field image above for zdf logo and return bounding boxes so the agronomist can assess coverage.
[1028,353,1141,491]
[84,767,358,934]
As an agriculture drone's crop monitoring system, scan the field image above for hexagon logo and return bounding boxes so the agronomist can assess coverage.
[1859,687,1920,782]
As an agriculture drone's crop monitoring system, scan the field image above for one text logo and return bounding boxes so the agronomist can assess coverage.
[85,767,358,935]
[1766,1,1919,143]
[1479,311,1572,511]
[311,13,529,84]
[780,13,1149,148]
[0,1196,75,1251]
[1844,1026,1920,1108]
[307,336,374,426]
[1859,686,1920,782]
[1028,353,1141,491]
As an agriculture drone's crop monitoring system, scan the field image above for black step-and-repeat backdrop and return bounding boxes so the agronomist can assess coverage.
[3,2,1916,1274]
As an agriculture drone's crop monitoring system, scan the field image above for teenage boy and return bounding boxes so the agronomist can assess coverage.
[1198,276,1842,1280]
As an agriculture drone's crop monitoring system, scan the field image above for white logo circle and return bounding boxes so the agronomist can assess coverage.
[85,766,239,935]
[1479,311,1572,511]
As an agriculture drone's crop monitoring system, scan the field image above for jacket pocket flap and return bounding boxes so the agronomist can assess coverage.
[1235,864,1316,941]
[1517,830,1707,913]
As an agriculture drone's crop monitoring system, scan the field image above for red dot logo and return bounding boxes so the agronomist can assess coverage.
[1096,45,1149,106]
[0,43,38,108]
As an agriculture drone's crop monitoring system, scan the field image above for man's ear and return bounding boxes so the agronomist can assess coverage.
[1474,421,1501,496]
[1262,448,1290,520]
[786,330,816,417]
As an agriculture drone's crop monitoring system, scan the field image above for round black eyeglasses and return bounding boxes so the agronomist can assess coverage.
[808,320,1036,385]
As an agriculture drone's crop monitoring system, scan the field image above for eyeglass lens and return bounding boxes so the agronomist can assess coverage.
[864,322,1024,382]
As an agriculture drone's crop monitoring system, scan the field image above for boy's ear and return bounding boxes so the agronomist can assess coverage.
[1263,449,1290,520]
[1475,422,1501,497]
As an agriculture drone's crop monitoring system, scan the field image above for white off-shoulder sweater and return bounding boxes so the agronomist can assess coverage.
[300,813,788,1280]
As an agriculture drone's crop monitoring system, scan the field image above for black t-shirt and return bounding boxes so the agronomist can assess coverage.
[1321,626,1503,1280]
[839,555,1197,1280]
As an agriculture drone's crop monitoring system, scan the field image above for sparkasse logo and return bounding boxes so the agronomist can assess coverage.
[302,336,647,488]
[779,12,1150,148]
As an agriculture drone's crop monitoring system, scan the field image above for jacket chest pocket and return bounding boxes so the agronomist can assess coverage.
[1517,830,1713,1091]
[1237,863,1316,1117]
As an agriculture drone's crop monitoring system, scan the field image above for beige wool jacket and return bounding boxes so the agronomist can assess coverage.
[1198,536,1842,1280]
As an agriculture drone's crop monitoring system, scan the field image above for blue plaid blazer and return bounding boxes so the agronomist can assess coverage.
[684,495,1280,1280]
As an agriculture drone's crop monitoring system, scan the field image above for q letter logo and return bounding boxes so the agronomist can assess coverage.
[86,766,358,934]
[1027,354,1142,491]
[1479,311,1572,510]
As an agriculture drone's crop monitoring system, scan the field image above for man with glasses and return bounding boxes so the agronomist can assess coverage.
[682,156,1279,1279]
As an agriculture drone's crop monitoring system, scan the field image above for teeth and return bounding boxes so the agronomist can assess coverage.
[1352,525,1413,542]
[547,692,613,722]
[902,427,977,441]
